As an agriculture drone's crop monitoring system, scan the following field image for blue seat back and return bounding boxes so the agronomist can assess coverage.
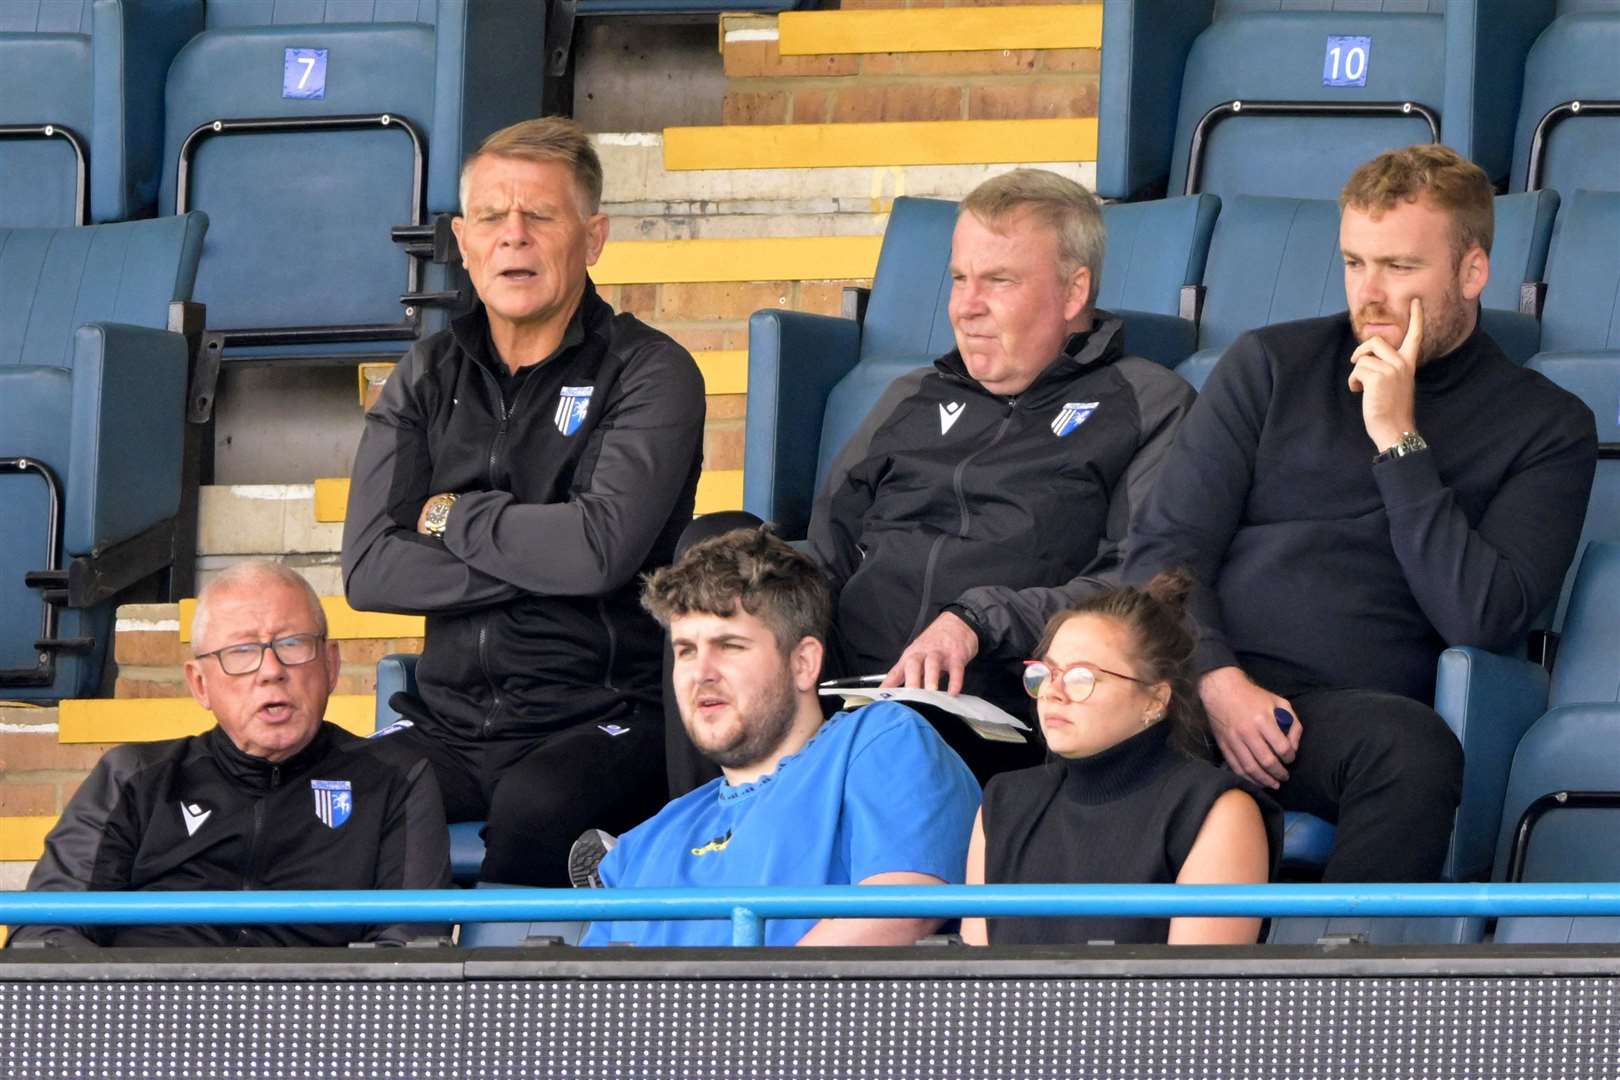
[1492,703,1620,882]
[0,2,202,226]
[1545,542,1620,709]
[1538,190,1620,355]
[1169,9,1444,200]
[1097,195,1221,318]
[1197,195,1346,351]
[159,0,545,347]
[1509,5,1620,193]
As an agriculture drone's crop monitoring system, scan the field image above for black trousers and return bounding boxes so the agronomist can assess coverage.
[1274,687,1465,883]
[377,707,667,886]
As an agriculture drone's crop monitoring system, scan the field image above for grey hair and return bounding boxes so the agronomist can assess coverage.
[191,561,327,652]
[959,168,1106,306]
[458,115,604,219]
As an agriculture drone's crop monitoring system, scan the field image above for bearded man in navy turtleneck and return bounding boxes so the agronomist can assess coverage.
[1124,144,1596,883]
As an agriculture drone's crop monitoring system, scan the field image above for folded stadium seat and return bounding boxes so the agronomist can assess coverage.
[1270,540,1620,945]
[1096,0,1445,204]
[157,0,547,409]
[0,0,203,228]
[1523,189,1620,629]
[1175,190,1561,391]
[375,652,486,883]
[745,195,1215,538]
[0,213,208,701]
[1508,0,1620,194]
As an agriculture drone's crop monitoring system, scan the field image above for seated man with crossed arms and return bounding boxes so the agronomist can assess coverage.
[580,528,981,948]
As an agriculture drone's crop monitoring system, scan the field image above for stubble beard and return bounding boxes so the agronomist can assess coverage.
[688,677,800,772]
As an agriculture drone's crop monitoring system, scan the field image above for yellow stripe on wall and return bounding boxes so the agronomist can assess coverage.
[595,235,881,285]
[695,350,748,395]
[778,4,1102,56]
[312,471,744,525]
[0,815,56,861]
[176,595,422,644]
[57,695,377,744]
[663,117,1098,171]
[313,476,349,523]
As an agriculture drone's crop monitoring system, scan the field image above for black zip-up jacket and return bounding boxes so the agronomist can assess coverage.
[342,284,705,739]
[9,723,451,948]
[1124,313,1597,701]
[806,314,1196,712]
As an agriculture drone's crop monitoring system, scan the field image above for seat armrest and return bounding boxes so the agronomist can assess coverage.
[1114,309,1200,370]
[1433,645,1550,881]
[375,652,421,731]
[744,309,863,538]
[66,323,190,557]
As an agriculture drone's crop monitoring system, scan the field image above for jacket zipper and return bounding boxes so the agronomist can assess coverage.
[240,764,279,890]
[905,400,1019,642]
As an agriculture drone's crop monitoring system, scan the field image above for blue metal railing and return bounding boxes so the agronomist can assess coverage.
[7,883,1620,946]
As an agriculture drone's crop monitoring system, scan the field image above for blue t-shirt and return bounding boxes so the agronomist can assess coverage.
[579,701,981,947]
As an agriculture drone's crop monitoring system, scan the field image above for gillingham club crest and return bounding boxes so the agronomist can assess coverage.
[555,385,594,436]
[311,779,353,829]
[1051,401,1100,438]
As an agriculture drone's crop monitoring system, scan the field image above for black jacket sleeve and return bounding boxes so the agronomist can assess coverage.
[366,756,453,946]
[1373,385,1596,650]
[956,359,1198,659]
[343,342,528,615]
[1123,333,1271,674]
[8,747,144,948]
[438,338,706,596]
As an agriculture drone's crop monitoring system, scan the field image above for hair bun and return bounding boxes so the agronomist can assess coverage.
[1143,568,1195,615]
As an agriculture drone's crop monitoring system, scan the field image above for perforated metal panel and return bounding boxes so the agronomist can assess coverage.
[4,974,1618,1079]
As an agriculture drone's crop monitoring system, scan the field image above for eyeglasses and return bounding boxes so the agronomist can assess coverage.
[1022,658,1149,702]
[195,633,325,676]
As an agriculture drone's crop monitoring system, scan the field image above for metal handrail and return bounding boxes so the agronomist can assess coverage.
[7,883,1620,947]
[1525,100,1620,192]
[0,123,89,225]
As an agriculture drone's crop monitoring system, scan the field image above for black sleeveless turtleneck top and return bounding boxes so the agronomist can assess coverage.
[982,721,1282,945]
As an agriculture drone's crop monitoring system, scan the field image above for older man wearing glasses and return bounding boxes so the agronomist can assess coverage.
[8,561,451,949]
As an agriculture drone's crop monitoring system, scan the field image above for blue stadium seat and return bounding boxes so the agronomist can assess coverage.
[375,651,486,883]
[0,0,202,227]
[1175,190,1559,390]
[457,883,585,948]
[1508,1,1620,194]
[1525,189,1620,628]
[1098,1,1447,202]
[0,213,208,700]
[745,194,1214,538]
[158,0,547,389]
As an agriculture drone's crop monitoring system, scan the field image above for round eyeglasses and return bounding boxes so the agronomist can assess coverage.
[195,633,325,676]
[1022,658,1149,701]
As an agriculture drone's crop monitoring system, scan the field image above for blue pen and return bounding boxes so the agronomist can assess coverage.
[1274,707,1295,734]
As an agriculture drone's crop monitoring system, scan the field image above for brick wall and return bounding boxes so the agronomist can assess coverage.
[722,2,1099,127]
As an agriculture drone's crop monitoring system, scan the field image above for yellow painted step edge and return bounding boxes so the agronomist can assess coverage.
[779,5,1102,56]
[176,597,423,644]
[314,469,745,526]
[664,117,1098,171]
[345,351,748,408]
[1,814,55,862]
[57,695,377,745]
[595,235,880,285]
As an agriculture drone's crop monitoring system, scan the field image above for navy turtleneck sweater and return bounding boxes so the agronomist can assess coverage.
[982,721,1282,945]
[1125,313,1596,701]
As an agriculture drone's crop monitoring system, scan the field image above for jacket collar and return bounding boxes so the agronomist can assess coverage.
[204,722,335,792]
[935,311,1127,406]
[448,276,609,374]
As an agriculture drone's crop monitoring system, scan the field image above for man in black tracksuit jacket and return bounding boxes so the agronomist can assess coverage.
[806,171,1197,780]
[1124,146,1597,882]
[10,563,450,948]
[342,119,704,885]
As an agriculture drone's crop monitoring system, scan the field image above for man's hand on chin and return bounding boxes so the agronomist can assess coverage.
[881,611,980,695]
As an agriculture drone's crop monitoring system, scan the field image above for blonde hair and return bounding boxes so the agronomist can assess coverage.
[459,116,604,218]
[959,168,1106,300]
[1340,144,1494,261]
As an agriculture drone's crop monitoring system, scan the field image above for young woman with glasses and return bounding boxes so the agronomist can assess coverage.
[962,570,1281,946]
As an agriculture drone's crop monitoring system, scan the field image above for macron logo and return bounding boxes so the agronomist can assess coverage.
[939,401,966,435]
[180,802,211,837]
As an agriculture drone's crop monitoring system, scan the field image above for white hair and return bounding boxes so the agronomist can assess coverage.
[191,561,327,652]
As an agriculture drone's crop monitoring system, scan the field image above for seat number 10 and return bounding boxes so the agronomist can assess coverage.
[1323,36,1371,88]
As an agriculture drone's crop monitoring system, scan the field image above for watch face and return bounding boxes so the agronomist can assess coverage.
[426,499,451,532]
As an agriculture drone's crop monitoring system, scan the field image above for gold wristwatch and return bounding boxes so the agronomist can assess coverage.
[1374,431,1428,463]
[423,493,458,537]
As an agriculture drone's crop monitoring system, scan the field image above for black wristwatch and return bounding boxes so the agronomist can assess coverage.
[1374,431,1428,464]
